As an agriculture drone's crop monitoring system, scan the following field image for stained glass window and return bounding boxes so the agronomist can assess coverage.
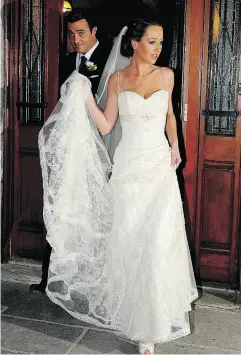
[204,0,240,136]
[19,0,45,124]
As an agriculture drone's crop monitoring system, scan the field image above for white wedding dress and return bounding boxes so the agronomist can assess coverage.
[39,71,198,344]
[106,83,198,343]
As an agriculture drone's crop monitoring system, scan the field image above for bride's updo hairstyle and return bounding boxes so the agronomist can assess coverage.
[121,18,162,58]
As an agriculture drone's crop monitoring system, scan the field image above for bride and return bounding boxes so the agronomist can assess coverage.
[39,17,198,354]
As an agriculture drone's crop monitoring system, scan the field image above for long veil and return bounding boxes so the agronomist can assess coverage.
[38,27,129,327]
[97,26,130,161]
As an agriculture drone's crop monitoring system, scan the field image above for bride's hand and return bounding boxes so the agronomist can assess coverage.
[171,144,182,168]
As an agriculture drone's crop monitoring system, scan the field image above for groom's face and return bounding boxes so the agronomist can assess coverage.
[68,19,97,54]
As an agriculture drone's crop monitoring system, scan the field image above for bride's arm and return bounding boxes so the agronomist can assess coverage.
[164,69,182,167]
[87,73,119,135]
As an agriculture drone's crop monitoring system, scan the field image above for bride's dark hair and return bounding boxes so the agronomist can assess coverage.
[121,17,163,58]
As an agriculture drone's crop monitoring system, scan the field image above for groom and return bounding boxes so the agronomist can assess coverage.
[29,8,112,293]
[60,8,112,91]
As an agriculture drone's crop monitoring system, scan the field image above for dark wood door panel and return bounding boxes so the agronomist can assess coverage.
[14,230,43,259]
[3,0,62,261]
[184,0,241,289]
[198,161,237,285]
[204,136,236,162]
[200,249,230,283]
[201,163,234,246]
[19,150,43,226]
[19,125,40,147]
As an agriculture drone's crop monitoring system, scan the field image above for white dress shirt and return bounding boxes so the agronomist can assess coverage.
[76,40,99,70]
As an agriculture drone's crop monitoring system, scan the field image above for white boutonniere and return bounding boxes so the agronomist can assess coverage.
[86,61,98,71]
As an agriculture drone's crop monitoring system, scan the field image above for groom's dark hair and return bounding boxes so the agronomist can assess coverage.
[66,7,97,31]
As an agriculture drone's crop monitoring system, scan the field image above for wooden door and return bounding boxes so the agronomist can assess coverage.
[184,0,241,288]
[2,0,62,260]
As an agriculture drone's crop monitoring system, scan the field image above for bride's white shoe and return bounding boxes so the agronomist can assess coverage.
[138,342,155,354]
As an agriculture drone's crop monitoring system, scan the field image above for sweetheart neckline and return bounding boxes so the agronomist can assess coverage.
[118,89,169,101]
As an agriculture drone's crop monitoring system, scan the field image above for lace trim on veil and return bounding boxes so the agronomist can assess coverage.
[39,71,113,326]
[39,26,130,328]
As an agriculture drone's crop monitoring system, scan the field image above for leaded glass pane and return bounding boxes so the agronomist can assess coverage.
[205,0,240,136]
[20,0,45,124]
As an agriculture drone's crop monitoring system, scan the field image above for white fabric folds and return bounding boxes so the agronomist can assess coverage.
[39,71,113,327]
[38,59,198,344]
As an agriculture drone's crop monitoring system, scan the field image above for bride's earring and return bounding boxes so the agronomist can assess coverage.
[132,41,137,51]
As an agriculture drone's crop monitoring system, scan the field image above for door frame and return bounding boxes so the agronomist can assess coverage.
[183,0,241,291]
[2,0,20,262]
[182,0,205,264]
[2,0,63,261]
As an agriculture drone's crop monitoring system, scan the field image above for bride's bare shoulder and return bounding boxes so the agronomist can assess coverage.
[109,67,131,89]
[109,68,128,82]
[109,71,118,81]
[108,71,119,90]
[153,66,174,89]
[154,66,174,78]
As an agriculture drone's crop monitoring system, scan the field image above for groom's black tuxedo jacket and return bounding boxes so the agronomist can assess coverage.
[59,41,112,95]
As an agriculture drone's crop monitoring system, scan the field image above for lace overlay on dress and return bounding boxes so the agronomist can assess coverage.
[39,70,198,344]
